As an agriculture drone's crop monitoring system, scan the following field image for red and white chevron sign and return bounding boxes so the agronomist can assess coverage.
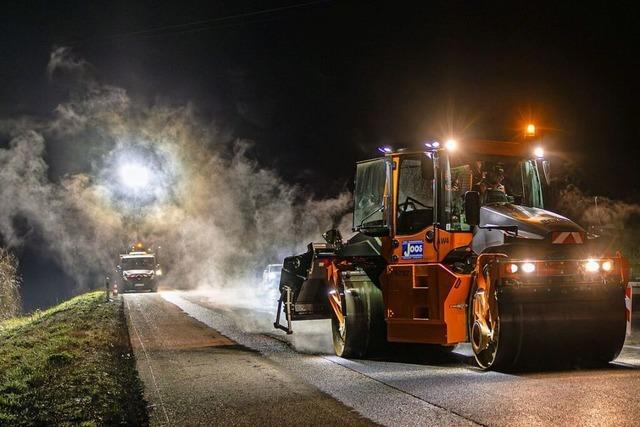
[626,283,633,336]
[551,231,584,244]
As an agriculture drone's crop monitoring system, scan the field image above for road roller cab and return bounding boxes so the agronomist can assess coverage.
[274,128,630,370]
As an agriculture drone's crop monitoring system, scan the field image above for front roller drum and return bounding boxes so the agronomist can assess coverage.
[470,283,627,370]
[332,275,385,358]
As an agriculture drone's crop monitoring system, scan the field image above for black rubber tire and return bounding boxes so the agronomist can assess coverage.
[331,275,385,358]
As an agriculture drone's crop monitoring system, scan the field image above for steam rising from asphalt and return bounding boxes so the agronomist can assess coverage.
[555,185,640,229]
[0,47,350,350]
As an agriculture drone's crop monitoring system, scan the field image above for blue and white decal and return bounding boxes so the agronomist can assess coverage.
[401,240,424,259]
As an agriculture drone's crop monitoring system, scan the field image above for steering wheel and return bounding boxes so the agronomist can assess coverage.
[398,196,429,212]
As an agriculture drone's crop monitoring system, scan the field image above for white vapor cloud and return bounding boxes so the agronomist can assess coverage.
[0,47,353,313]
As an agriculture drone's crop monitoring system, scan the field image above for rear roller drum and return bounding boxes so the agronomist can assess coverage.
[332,275,385,358]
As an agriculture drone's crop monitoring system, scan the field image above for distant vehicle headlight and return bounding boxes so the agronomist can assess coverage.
[506,263,519,274]
[521,262,536,274]
[585,259,600,273]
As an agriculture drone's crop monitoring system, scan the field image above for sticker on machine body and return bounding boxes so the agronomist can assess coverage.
[402,240,424,259]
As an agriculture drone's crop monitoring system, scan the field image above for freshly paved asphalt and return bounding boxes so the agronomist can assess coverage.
[127,291,640,426]
[124,294,374,426]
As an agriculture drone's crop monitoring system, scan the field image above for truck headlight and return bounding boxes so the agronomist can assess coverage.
[155,269,162,276]
[601,260,613,272]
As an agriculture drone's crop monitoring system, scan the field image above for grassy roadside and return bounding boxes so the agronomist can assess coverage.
[0,291,148,426]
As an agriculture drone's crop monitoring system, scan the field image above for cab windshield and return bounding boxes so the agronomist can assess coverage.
[121,257,156,270]
[442,153,544,231]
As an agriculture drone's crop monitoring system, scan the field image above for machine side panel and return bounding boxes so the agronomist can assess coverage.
[382,263,470,344]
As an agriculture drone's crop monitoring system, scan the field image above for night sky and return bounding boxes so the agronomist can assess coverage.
[2,1,639,309]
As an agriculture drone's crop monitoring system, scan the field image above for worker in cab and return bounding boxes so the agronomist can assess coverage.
[478,163,508,205]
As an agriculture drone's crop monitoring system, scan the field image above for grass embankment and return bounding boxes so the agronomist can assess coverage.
[0,291,148,426]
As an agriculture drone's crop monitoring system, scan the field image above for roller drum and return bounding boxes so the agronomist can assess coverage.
[496,284,626,369]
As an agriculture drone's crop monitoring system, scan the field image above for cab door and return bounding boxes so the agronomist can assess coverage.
[382,153,448,343]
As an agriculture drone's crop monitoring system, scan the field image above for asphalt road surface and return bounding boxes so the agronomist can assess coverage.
[124,294,373,426]
[125,291,640,426]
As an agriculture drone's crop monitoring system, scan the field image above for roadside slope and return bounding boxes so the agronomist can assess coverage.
[0,291,148,426]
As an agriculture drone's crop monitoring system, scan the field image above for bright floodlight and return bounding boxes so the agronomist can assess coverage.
[445,139,457,151]
[119,163,151,190]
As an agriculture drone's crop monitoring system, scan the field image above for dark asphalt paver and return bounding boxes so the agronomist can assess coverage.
[124,294,376,426]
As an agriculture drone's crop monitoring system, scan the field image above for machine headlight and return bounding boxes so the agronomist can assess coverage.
[601,260,613,272]
[584,259,600,273]
[506,263,519,274]
[521,262,536,274]
[155,269,163,276]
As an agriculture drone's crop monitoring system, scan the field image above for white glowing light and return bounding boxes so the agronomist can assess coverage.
[119,163,151,190]
[155,269,163,276]
[507,263,519,273]
[585,259,600,273]
[521,262,536,273]
[601,260,613,272]
[445,139,457,151]
[534,146,544,158]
